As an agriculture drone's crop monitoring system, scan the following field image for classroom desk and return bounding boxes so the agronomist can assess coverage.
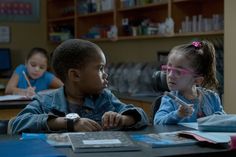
[1,125,235,157]
[0,100,30,119]
[58,125,236,157]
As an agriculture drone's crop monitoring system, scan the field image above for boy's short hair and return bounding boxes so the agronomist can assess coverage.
[51,39,101,82]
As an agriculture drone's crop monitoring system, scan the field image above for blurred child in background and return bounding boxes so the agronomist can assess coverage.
[5,47,63,97]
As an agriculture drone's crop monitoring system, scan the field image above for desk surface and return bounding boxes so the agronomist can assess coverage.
[0,100,30,109]
[0,100,31,119]
[1,125,236,157]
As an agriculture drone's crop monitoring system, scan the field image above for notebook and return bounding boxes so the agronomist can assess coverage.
[0,95,31,102]
[0,139,66,157]
[131,131,197,148]
[68,131,140,153]
[21,133,71,147]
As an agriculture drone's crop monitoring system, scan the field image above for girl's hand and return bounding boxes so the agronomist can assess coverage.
[177,104,194,118]
[25,86,36,97]
[102,111,135,130]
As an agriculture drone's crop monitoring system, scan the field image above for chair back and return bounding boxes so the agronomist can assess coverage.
[0,120,9,134]
[151,71,169,123]
[152,70,169,92]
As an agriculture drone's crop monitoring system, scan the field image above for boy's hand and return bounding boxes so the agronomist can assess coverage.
[74,118,102,132]
[102,111,135,130]
[177,104,194,118]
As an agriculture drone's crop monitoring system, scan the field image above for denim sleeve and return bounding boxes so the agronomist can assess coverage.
[153,96,182,125]
[207,91,226,115]
[10,99,51,134]
[106,91,149,129]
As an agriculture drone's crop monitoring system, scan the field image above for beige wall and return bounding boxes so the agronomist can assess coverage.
[0,1,47,68]
[224,0,236,113]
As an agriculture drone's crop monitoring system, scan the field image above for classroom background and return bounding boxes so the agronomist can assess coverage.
[0,0,235,116]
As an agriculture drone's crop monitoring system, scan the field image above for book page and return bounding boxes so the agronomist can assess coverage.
[0,95,31,102]
[178,122,198,130]
[179,130,236,144]
[131,131,197,148]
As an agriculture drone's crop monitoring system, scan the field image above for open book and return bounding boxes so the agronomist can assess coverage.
[179,130,236,145]
[0,95,31,102]
[131,131,197,148]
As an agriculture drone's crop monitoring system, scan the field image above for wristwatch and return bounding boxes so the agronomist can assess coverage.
[65,113,80,132]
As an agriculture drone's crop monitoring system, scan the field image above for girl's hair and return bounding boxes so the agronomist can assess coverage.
[51,39,102,82]
[169,40,218,90]
[26,47,49,64]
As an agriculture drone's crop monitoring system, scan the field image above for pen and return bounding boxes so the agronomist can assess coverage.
[22,71,32,87]
[164,91,189,106]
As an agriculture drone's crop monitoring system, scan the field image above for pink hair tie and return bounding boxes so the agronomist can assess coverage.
[192,41,202,48]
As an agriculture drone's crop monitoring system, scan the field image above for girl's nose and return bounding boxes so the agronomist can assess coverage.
[35,66,40,71]
[168,69,175,77]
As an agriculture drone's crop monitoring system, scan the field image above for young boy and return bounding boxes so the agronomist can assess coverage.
[10,39,149,134]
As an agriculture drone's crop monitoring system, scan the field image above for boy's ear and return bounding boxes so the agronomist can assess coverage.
[195,76,204,85]
[68,69,80,81]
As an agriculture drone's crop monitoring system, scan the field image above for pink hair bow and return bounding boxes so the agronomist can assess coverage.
[192,41,202,48]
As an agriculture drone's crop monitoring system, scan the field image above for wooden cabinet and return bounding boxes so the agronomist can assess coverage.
[171,0,224,35]
[46,0,75,43]
[117,1,169,38]
[46,0,224,43]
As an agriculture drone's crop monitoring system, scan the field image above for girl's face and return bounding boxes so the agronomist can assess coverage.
[26,53,48,79]
[164,53,197,94]
[77,50,108,95]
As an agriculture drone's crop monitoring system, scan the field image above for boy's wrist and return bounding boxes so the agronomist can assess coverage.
[65,113,80,132]
[122,115,136,126]
[47,117,67,131]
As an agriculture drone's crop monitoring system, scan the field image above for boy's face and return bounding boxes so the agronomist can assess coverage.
[77,50,108,95]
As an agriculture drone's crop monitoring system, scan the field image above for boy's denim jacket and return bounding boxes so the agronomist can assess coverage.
[10,87,149,134]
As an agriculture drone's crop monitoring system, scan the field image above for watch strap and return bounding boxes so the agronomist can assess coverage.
[67,119,74,132]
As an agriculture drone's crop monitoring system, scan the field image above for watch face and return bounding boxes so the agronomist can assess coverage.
[66,113,79,119]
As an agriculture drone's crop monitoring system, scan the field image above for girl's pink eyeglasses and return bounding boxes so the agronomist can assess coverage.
[161,65,196,77]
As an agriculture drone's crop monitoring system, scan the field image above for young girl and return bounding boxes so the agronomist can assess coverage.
[5,47,63,97]
[9,39,148,134]
[153,40,225,125]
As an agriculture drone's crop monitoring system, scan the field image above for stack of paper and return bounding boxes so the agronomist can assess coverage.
[0,95,31,102]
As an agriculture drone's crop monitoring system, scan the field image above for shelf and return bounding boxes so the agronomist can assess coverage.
[77,10,113,18]
[172,0,198,3]
[48,16,74,22]
[117,1,168,12]
[174,31,224,37]
[118,31,223,40]
[80,31,223,42]
[46,0,224,42]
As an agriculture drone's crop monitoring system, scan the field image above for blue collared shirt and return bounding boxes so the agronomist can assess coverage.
[10,87,149,134]
[15,64,55,92]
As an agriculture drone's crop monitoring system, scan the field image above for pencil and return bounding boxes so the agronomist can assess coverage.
[22,71,32,87]
[164,91,189,107]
